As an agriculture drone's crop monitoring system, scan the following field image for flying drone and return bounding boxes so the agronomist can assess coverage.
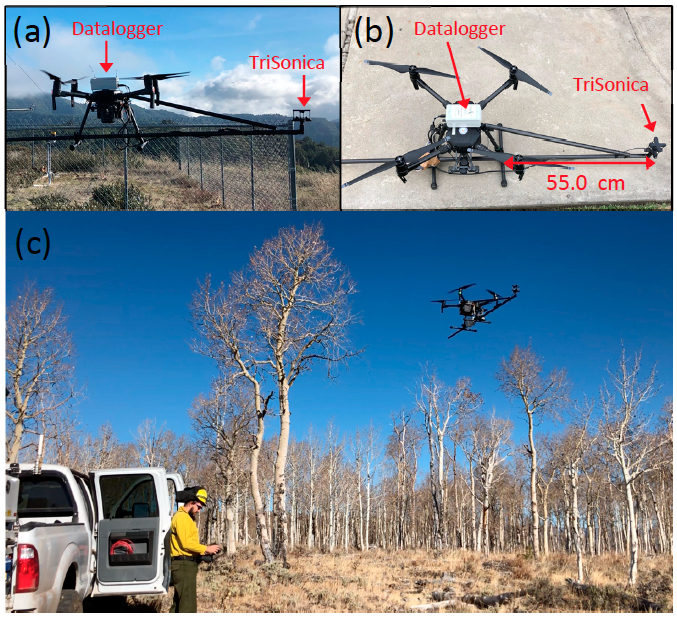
[432,283,519,339]
[342,47,665,189]
[7,70,310,150]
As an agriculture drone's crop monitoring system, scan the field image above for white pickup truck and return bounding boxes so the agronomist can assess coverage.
[5,464,184,612]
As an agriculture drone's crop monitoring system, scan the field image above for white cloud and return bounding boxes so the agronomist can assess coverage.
[167,50,340,120]
[324,33,340,55]
[211,56,226,71]
[246,14,261,30]
[7,21,159,99]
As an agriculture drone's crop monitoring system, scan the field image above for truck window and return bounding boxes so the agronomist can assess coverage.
[17,475,75,518]
[99,474,159,520]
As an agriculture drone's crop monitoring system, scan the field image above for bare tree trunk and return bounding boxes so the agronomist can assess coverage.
[623,472,639,585]
[273,379,291,565]
[527,412,540,559]
[648,485,667,554]
[250,386,273,563]
[569,465,584,582]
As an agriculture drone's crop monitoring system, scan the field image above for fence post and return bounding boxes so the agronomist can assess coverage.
[187,136,190,177]
[220,137,225,208]
[123,144,129,211]
[178,137,181,171]
[288,120,297,211]
[250,135,255,211]
[199,138,203,190]
[31,129,35,168]
[47,143,52,185]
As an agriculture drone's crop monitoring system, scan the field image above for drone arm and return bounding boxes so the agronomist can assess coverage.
[414,77,452,108]
[483,123,644,157]
[479,79,514,110]
[129,95,277,129]
[407,147,448,171]
[480,293,517,319]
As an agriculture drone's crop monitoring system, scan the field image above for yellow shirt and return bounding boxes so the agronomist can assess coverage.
[170,506,207,557]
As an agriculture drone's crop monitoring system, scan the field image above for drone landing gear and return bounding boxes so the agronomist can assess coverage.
[430,165,437,190]
[482,124,508,187]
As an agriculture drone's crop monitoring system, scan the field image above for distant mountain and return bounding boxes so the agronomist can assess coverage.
[7,95,340,148]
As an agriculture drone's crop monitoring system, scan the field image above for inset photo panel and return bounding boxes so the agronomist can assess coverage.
[341,7,671,210]
[7,6,340,211]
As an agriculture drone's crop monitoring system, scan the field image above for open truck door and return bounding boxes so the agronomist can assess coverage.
[89,468,174,597]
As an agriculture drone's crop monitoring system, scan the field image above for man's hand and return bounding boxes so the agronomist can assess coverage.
[204,544,221,555]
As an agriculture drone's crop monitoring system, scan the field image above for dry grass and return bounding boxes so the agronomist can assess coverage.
[7,155,294,211]
[296,170,340,211]
[127,548,672,613]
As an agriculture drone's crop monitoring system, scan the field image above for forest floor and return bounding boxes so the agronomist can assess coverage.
[126,547,673,613]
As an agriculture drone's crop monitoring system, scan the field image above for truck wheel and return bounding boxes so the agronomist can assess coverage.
[56,590,83,613]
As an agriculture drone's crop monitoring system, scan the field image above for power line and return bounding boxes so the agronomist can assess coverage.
[6,53,49,97]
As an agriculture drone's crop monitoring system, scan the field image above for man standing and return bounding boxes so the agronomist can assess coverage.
[169,488,220,613]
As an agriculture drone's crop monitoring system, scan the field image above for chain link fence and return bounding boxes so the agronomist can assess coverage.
[7,123,297,211]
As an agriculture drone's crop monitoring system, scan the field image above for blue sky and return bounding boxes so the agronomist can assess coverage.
[6,7,339,118]
[6,213,672,453]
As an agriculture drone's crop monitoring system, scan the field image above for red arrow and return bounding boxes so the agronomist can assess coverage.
[297,75,310,107]
[503,156,655,170]
[100,41,113,73]
[446,43,470,108]
[641,104,656,132]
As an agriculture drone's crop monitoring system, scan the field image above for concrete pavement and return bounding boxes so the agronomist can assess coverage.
[341,7,671,209]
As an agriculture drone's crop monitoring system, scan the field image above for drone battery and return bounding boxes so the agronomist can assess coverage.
[446,104,482,128]
[90,77,119,91]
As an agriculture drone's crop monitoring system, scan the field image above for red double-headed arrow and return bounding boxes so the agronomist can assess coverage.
[503,156,655,170]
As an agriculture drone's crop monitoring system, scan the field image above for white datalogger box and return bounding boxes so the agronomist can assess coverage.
[90,77,119,91]
[446,103,482,128]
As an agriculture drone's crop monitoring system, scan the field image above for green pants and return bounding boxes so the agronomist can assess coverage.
[170,559,199,613]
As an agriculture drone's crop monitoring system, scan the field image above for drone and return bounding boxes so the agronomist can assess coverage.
[342,47,666,190]
[7,70,310,151]
[432,283,519,339]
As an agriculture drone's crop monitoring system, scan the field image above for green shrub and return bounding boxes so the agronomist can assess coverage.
[29,193,78,211]
[89,181,153,211]
[53,151,101,173]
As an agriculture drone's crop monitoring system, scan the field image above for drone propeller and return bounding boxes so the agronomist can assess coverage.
[341,136,451,188]
[119,72,189,108]
[487,289,500,299]
[41,70,86,85]
[41,71,87,110]
[477,47,552,96]
[364,60,455,79]
[448,284,475,294]
[119,72,190,80]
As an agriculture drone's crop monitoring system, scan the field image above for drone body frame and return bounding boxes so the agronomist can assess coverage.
[342,47,665,190]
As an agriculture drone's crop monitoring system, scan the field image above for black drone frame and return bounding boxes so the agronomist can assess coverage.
[7,71,310,151]
[432,283,519,339]
[341,47,665,189]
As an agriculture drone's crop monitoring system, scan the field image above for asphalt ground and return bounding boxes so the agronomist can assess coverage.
[340,7,671,210]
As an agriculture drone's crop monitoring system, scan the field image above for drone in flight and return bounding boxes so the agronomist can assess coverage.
[7,70,310,151]
[342,47,665,190]
[432,283,519,339]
